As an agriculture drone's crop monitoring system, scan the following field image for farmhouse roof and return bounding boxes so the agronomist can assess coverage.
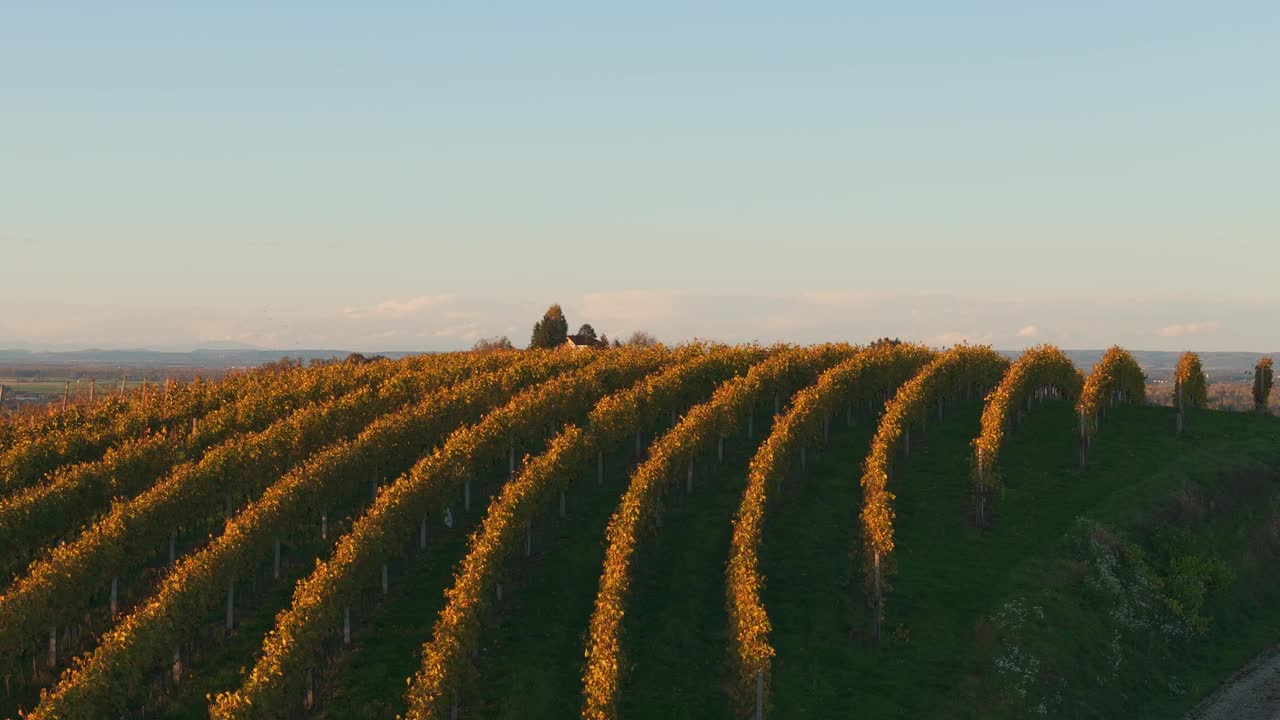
[564,334,607,349]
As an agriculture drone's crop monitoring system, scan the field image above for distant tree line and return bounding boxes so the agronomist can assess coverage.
[470,303,659,352]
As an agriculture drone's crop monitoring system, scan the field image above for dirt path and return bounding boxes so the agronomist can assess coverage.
[1190,649,1280,720]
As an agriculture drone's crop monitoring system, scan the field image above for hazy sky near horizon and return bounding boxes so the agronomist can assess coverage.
[3,2,1278,351]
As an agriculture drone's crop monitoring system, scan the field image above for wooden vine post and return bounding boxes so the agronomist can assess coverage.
[1078,410,1087,468]
[976,447,985,526]
[873,550,883,644]
[1176,382,1185,436]
[756,668,764,720]
[226,581,235,630]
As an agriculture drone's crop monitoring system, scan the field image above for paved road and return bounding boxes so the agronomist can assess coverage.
[1192,652,1280,720]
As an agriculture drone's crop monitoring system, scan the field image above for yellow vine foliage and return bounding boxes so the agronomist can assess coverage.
[400,346,763,719]
[580,344,857,720]
[1076,346,1146,436]
[1173,351,1209,411]
[24,351,593,719]
[0,351,434,495]
[724,343,934,715]
[0,354,513,675]
[860,346,1009,562]
[0,372,236,495]
[971,345,1083,492]
[0,353,510,579]
[209,347,671,719]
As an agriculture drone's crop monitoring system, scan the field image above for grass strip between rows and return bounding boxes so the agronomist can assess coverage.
[209,345,675,719]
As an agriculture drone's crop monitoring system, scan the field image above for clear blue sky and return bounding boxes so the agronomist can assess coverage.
[2,2,1277,351]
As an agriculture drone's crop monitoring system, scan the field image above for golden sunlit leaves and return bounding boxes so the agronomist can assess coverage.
[972,345,1082,493]
[580,344,857,720]
[860,346,1008,563]
[724,343,934,714]
[8,352,526,718]
[401,346,762,719]
[210,347,669,720]
[1076,347,1146,437]
[1173,352,1209,411]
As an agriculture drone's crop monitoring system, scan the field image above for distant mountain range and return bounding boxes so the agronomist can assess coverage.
[1037,350,1272,382]
[0,348,419,368]
[0,347,1272,381]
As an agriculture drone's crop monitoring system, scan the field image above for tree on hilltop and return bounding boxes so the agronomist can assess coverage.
[530,304,569,349]
[626,330,658,347]
[473,336,514,352]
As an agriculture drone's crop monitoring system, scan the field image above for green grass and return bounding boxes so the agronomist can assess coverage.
[470,444,637,718]
[757,399,1280,719]
[757,406,883,715]
[615,432,757,719]
[315,515,475,719]
[146,457,512,718]
[938,405,1280,719]
[158,563,309,719]
[142,398,1280,719]
[320,444,642,719]
[316,459,511,720]
[468,425,768,719]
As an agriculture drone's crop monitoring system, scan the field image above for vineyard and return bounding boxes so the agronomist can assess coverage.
[2,343,1279,719]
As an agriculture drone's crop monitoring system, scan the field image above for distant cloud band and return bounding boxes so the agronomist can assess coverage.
[1157,322,1218,338]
